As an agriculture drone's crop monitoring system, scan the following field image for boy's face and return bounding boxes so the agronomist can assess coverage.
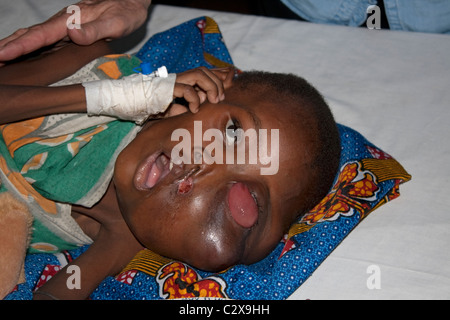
[113,87,316,272]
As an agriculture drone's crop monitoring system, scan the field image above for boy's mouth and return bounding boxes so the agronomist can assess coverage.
[134,151,195,193]
[134,151,172,190]
[133,152,259,231]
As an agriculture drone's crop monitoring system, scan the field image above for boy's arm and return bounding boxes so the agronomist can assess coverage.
[0,40,112,86]
[0,41,111,125]
[33,182,144,300]
[0,68,234,125]
[0,35,234,125]
[33,220,143,300]
[0,84,86,124]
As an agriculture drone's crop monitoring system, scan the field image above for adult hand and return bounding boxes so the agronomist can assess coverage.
[0,0,151,64]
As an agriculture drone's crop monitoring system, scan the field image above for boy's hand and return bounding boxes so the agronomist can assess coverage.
[167,67,235,117]
[83,66,235,124]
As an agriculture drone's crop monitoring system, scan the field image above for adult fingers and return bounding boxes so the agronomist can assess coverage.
[0,5,72,62]
[0,28,28,49]
[68,18,115,45]
[0,17,68,62]
[0,29,28,65]
[0,0,150,63]
[68,0,149,45]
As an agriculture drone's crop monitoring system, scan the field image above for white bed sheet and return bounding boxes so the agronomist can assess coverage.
[1,0,449,300]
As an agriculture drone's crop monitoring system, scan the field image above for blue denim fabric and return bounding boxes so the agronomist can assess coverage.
[384,0,450,34]
[281,0,450,34]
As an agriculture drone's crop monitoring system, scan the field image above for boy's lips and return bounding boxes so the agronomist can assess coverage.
[134,151,172,191]
[134,151,196,193]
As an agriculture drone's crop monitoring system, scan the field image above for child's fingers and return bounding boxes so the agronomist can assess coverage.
[196,89,207,104]
[165,103,188,118]
[219,68,235,90]
[176,67,225,104]
[173,83,201,113]
[210,67,235,89]
[224,68,235,89]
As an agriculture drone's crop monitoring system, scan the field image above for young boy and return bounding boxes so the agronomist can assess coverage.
[0,40,340,299]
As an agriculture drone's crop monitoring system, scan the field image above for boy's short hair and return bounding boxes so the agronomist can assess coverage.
[233,70,341,217]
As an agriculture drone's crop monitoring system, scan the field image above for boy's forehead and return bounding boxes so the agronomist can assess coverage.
[225,86,317,169]
[225,85,282,114]
[225,86,310,134]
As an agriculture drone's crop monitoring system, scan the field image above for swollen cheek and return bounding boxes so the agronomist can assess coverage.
[190,235,241,272]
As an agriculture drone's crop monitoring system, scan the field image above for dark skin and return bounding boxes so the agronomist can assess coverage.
[0,40,231,122]
[114,89,316,271]
[0,41,316,299]
[0,41,234,299]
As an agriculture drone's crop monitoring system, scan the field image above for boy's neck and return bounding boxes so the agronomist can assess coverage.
[71,181,122,240]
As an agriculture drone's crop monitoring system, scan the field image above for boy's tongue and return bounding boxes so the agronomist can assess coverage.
[227,182,259,228]
[145,154,170,188]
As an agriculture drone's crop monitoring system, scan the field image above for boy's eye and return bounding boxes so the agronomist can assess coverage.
[225,118,243,146]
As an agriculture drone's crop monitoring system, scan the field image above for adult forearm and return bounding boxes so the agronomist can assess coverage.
[0,84,86,124]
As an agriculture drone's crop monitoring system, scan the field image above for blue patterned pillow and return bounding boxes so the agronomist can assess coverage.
[86,124,410,300]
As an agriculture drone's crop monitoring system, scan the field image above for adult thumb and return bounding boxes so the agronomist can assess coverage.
[67,21,104,45]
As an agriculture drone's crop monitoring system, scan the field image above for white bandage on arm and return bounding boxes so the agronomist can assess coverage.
[82,69,176,125]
